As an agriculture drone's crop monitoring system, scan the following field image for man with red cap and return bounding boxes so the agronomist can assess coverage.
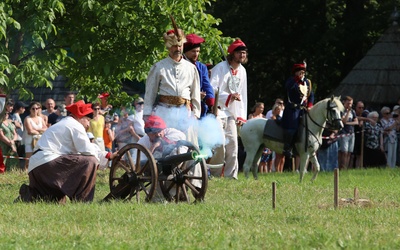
[281,63,314,159]
[134,115,203,200]
[15,100,118,203]
[208,39,248,179]
[136,115,186,159]
[144,28,201,131]
[183,33,215,118]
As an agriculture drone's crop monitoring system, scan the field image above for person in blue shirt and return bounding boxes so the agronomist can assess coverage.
[183,33,215,118]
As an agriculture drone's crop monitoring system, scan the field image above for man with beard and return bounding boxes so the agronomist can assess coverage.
[183,33,215,118]
[144,28,202,190]
[208,39,248,179]
[144,28,200,132]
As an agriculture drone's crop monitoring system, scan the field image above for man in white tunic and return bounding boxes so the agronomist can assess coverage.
[15,100,118,203]
[144,28,201,132]
[209,39,248,179]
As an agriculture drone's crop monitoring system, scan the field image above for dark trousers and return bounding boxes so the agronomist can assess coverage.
[23,155,98,203]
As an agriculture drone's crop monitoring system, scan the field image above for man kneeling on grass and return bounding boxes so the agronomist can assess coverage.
[15,100,118,203]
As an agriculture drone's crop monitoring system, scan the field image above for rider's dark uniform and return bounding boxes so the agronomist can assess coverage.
[281,63,314,158]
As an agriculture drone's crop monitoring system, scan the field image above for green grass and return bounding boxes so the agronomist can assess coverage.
[1,168,400,249]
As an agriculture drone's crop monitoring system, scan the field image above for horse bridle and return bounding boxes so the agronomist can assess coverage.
[305,100,341,130]
[302,100,341,151]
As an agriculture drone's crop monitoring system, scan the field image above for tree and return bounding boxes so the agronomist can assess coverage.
[209,0,394,108]
[0,0,229,106]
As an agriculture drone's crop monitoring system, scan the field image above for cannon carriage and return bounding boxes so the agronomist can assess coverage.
[103,140,208,203]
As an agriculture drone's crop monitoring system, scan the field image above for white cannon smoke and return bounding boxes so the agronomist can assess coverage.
[154,106,224,159]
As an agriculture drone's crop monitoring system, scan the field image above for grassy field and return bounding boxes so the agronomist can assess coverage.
[1,168,400,249]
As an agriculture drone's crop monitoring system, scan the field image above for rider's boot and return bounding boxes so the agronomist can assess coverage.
[283,132,294,159]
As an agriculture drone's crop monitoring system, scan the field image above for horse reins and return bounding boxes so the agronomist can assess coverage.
[302,100,339,151]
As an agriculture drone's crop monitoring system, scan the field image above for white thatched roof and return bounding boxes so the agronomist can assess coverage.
[333,21,400,104]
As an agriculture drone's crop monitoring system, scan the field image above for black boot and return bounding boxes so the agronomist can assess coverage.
[283,133,294,158]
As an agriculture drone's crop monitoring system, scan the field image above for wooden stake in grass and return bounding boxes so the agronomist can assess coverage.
[272,181,276,210]
[334,168,339,209]
[354,187,359,201]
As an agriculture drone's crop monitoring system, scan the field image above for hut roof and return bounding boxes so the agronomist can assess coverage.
[333,20,400,105]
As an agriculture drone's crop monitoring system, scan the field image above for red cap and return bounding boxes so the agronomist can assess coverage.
[98,92,110,99]
[66,100,93,119]
[144,115,167,130]
[185,34,205,45]
[228,39,247,54]
[292,63,306,73]
[184,34,205,53]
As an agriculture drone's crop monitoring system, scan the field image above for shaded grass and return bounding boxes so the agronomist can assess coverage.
[1,168,400,249]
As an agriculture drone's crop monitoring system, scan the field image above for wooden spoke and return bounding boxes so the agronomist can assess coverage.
[104,143,158,203]
[125,150,136,172]
[158,140,208,203]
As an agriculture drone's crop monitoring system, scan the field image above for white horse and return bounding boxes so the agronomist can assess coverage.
[241,96,344,182]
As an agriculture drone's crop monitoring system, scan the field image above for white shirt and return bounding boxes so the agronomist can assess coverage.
[266,109,283,119]
[14,113,23,141]
[210,61,247,120]
[132,110,145,136]
[28,116,109,172]
[144,56,201,118]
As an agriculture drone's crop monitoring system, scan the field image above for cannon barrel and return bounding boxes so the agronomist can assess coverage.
[157,151,199,166]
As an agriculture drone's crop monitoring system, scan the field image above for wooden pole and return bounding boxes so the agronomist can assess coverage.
[334,168,339,209]
[272,181,276,210]
[292,157,295,172]
[354,187,359,201]
[360,129,364,168]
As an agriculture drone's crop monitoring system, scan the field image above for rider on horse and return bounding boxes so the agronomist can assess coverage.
[281,63,314,158]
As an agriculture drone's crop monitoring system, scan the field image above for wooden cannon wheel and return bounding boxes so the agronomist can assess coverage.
[157,141,208,203]
[104,143,158,203]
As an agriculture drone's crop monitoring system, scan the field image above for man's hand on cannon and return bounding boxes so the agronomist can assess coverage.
[109,151,119,160]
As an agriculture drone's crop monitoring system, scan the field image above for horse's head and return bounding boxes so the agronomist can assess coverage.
[326,95,344,130]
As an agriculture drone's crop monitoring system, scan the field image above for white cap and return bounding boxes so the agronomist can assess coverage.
[393,105,400,111]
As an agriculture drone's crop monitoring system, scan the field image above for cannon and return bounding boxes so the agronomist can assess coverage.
[103,140,208,203]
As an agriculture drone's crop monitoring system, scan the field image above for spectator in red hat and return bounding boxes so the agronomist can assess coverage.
[144,28,201,131]
[15,100,118,203]
[281,62,314,159]
[208,39,248,179]
[183,33,215,118]
[98,92,112,113]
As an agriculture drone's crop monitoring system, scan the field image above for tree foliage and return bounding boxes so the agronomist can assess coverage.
[0,0,230,105]
[1,0,398,110]
[209,0,396,108]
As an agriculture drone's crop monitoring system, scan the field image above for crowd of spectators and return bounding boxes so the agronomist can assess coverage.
[0,92,145,172]
[240,96,400,174]
[318,97,400,171]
